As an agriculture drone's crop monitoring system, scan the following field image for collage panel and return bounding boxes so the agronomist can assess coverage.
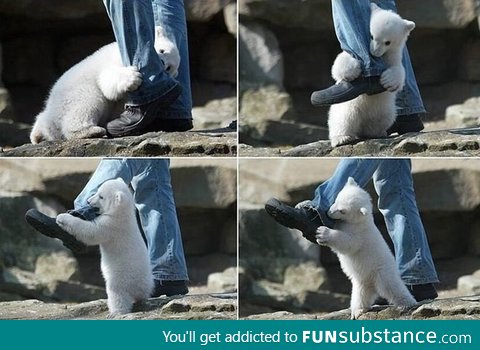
[0,158,237,319]
[0,1,237,157]
[238,0,480,157]
[239,158,480,320]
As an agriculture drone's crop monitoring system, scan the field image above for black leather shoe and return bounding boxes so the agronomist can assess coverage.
[407,283,438,302]
[311,76,386,106]
[265,198,323,244]
[387,113,425,135]
[25,209,87,253]
[152,280,189,297]
[106,84,182,137]
[149,118,193,132]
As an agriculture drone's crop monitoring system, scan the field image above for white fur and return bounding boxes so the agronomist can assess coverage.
[56,179,153,317]
[315,177,416,319]
[328,3,415,147]
[30,26,180,144]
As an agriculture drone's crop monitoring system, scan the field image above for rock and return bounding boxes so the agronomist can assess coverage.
[219,214,238,255]
[459,41,480,82]
[0,119,31,148]
[245,296,480,320]
[0,130,237,157]
[457,270,480,295]
[199,33,236,84]
[0,293,237,320]
[421,82,480,122]
[0,0,103,20]
[34,252,80,282]
[184,0,233,22]
[239,204,320,283]
[2,267,106,303]
[238,0,333,32]
[0,89,14,120]
[446,98,480,127]
[239,22,284,87]
[283,262,329,294]
[207,267,237,293]
[240,85,294,121]
[0,194,67,271]
[240,119,329,147]
[187,254,237,285]
[0,158,97,201]
[397,0,477,29]
[240,128,480,157]
[246,279,349,314]
[224,3,237,37]
[192,97,236,130]
[170,160,237,208]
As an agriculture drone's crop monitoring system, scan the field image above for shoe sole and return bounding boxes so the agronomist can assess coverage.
[25,209,87,253]
[265,199,318,243]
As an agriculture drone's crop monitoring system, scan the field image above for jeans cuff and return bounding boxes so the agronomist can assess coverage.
[127,80,179,106]
[153,272,189,281]
[397,107,427,116]
[363,67,384,77]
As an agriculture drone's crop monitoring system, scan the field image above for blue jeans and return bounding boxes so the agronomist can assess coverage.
[332,0,426,116]
[310,159,438,285]
[103,0,192,119]
[74,159,189,282]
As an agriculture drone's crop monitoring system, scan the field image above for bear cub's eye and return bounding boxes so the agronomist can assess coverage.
[339,209,346,214]
[99,195,104,200]
[385,41,391,46]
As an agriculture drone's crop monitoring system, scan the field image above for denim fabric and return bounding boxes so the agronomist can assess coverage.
[74,159,188,281]
[152,0,193,118]
[331,0,426,116]
[310,158,439,285]
[103,0,192,119]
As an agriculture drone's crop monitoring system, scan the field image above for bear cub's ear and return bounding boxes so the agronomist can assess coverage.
[347,177,358,186]
[370,3,381,12]
[404,20,415,33]
[115,192,124,205]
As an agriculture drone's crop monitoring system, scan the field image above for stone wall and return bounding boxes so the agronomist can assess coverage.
[239,159,480,315]
[0,158,237,303]
[0,0,237,144]
[239,0,480,146]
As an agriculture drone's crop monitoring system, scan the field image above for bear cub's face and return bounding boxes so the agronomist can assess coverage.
[87,178,130,215]
[369,3,415,57]
[154,27,180,78]
[328,177,372,223]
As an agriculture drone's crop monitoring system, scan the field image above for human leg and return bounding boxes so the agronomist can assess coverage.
[374,0,426,133]
[128,159,188,294]
[102,0,179,106]
[310,159,382,226]
[373,159,439,287]
[265,159,381,242]
[102,0,182,137]
[311,0,386,106]
[151,0,192,122]
[25,159,133,252]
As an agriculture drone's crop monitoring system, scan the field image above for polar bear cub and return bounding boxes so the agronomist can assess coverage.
[56,178,153,316]
[30,26,180,144]
[328,3,416,147]
[315,177,416,319]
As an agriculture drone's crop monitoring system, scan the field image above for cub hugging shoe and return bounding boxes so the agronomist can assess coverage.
[25,209,87,253]
[264,198,323,244]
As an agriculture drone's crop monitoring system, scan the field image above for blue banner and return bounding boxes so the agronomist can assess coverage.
[1,320,478,350]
